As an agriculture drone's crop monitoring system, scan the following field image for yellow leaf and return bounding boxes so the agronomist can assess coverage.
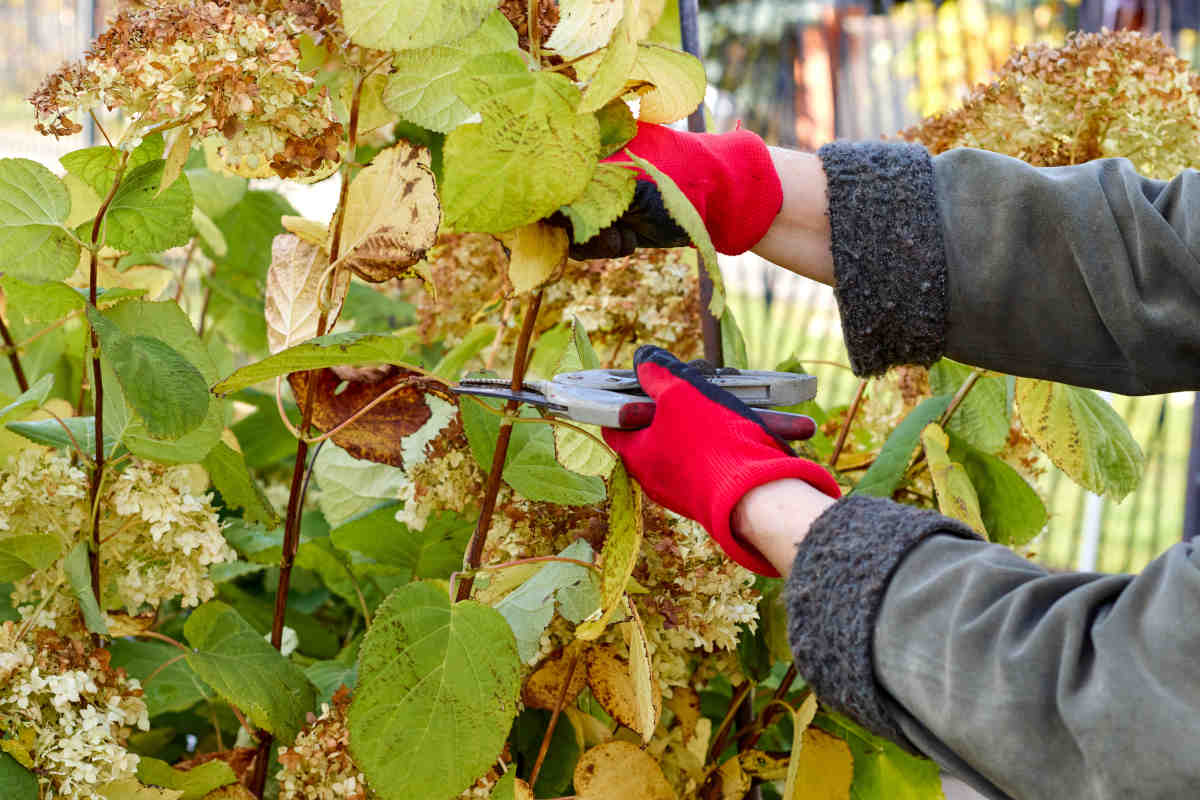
[625,598,660,743]
[99,778,184,800]
[740,750,789,782]
[713,756,751,800]
[476,562,545,606]
[281,216,330,254]
[665,687,701,745]
[629,43,706,124]
[335,141,441,282]
[785,728,854,800]
[574,741,677,800]
[580,0,641,113]
[264,234,349,355]
[575,463,643,639]
[921,423,987,536]
[158,127,192,197]
[202,787,256,800]
[497,221,568,295]
[553,317,616,476]
[0,727,34,768]
[340,72,396,135]
[565,706,616,748]
[584,643,657,738]
[523,645,588,710]
[632,0,666,39]
[545,0,625,60]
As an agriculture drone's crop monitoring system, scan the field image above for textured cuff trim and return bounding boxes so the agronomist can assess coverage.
[785,495,982,747]
[817,141,949,376]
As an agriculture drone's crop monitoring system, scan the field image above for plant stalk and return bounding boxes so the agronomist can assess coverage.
[707,680,753,762]
[0,314,28,393]
[738,664,799,751]
[86,150,130,611]
[529,650,579,789]
[455,290,544,603]
[829,378,869,468]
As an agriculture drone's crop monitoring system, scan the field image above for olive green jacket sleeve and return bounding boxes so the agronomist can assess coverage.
[783,143,1200,800]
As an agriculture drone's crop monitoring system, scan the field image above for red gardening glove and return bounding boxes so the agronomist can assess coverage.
[603,347,841,577]
[567,122,783,259]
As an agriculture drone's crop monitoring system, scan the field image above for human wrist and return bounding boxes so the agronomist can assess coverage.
[751,148,835,286]
[732,478,839,577]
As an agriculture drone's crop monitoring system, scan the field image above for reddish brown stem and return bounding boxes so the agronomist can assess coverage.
[738,664,799,751]
[455,290,544,603]
[529,650,579,788]
[707,680,753,762]
[829,378,868,468]
[0,313,28,393]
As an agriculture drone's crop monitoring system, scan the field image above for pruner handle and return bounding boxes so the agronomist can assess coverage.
[617,402,817,440]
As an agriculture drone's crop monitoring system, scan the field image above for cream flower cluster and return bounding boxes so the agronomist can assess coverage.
[5,450,234,624]
[276,689,370,800]
[0,624,149,799]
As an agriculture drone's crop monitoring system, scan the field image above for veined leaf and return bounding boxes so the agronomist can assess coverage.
[498,221,568,294]
[64,541,108,634]
[545,0,624,59]
[0,158,79,281]
[265,234,348,355]
[342,0,494,51]
[6,415,113,455]
[0,374,54,426]
[628,43,706,124]
[553,318,615,477]
[349,582,521,800]
[573,741,675,800]
[311,444,410,528]
[493,539,598,662]
[595,100,638,159]
[625,600,660,742]
[102,160,194,254]
[212,331,422,395]
[432,323,496,381]
[184,601,317,743]
[921,423,986,536]
[0,533,64,582]
[443,61,600,233]
[184,168,247,219]
[623,152,723,315]
[60,133,164,198]
[336,142,440,283]
[98,778,182,800]
[929,359,1008,453]
[331,506,474,581]
[1015,378,1144,501]
[561,164,637,245]
[202,438,280,527]
[108,639,212,716]
[384,11,519,133]
[816,712,942,800]
[579,0,641,113]
[0,752,37,800]
[948,433,1047,547]
[852,394,952,498]
[136,758,236,800]
[575,463,642,640]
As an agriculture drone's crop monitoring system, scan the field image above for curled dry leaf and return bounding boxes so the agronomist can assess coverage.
[584,642,660,740]
[497,221,568,295]
[289,368,453,468]
[574,740,676,800]
[281,216,330,254]
[523,646,589,710]
[625,600,660,743]
[265,234,349,355]
[336,140,441,283]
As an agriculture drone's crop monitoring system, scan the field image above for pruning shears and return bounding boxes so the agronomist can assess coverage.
[452,366,819,440]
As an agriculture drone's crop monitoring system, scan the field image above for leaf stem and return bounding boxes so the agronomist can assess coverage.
[0,312,29,392]
[133,629,191,652]
[141,651,189,685]
[939,369,984,428]
[455,290,544,603]
[461,394,615,457]
[529,649,579,789]
[529,0,542,63]
[829,378,868,468]
[86,149,129,620]
[738,664,801,750]
[707,680,753,762]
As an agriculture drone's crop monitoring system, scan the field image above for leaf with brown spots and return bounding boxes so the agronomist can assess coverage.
[665,687,701,745]
[289,367,455,468]
[584,642,659,740]
[523,645,589,710]
[335,141,440,283]
[625,599,660,743]
[573,741,676,800]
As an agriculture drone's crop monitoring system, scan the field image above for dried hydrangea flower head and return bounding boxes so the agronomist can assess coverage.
[903,30,1200,179]
[276,687,371,800]
[29,0,349,178]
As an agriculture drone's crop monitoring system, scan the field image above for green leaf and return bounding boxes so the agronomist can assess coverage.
[442,60,600,232]
[99,778,182,800]
[576,463,642,640]
[60,134,163,198]
[578,0,639,112]
[1,278,146,328]
[0,532,64,582]
[305,659,358,707]
[0,752,38,800]
[852,394,953,498]
[184,601,317,743]
[103,160,194,253]
[191,207,227,258]
[460,397,607,505]
[349,582,521,800]
[948,433,1047,547]
[136,757,236,800]
[494,539,598,662]
[216,581,341,660]
[721,307,749,370]
[623,152,724,315]
[920,423,986,536]
[208,189,294,278]
[512,707,581,796]
[552,319,614,477]
[526,323,572,380]
[595,100,638,159]
[1015,378,1144,501]
[343,0,494,50]
[109,639,212,716]
[0,375,53,426]
[342,282,416,331]
[212,331,421,395]
[0,158,79,281]
[383,11,519,133]
[561,164,637,245]
[311,442,410,528]
[230,389,299,469]
[6,416,112,455]
[64,540,109,634]
[184,168,246,219]
[432,322,497,381]
[88,307,210,440]
[202,440,280,527]
[331,505,474,580]
[816,712,943,800]
[929,360,1008,453]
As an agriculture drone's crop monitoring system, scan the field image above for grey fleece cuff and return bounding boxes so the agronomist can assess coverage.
[785,495,982,747]
[817,142,949,376]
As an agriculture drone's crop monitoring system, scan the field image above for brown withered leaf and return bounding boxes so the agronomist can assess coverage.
[336,140,441,282]
[523,645,589,710]
[625,600,660,743]
[585,643,660,740]
[265,235,349,355]
[289,367,452,468]
[574,741,676,800]
[202,787,256,800]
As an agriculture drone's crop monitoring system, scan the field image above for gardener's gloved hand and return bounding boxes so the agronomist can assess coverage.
[567,122,784,260]
[602,346,840,576]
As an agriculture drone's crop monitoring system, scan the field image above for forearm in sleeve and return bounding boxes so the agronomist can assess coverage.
[818,142,1200,394]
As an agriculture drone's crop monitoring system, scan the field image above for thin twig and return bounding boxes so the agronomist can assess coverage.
[939,369,984,428]
[229,704,259,744]
[477,555,600,574]
[455,291,544,603]
[739,664,800,750]
[829,378,868,468]
[529,650,579,789]
[0,313,28,392]
[707,681,753,762]
[142,652,189,685]
[133,629,191,652]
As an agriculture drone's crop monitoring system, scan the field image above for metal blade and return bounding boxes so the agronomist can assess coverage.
[451,384,564,412]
